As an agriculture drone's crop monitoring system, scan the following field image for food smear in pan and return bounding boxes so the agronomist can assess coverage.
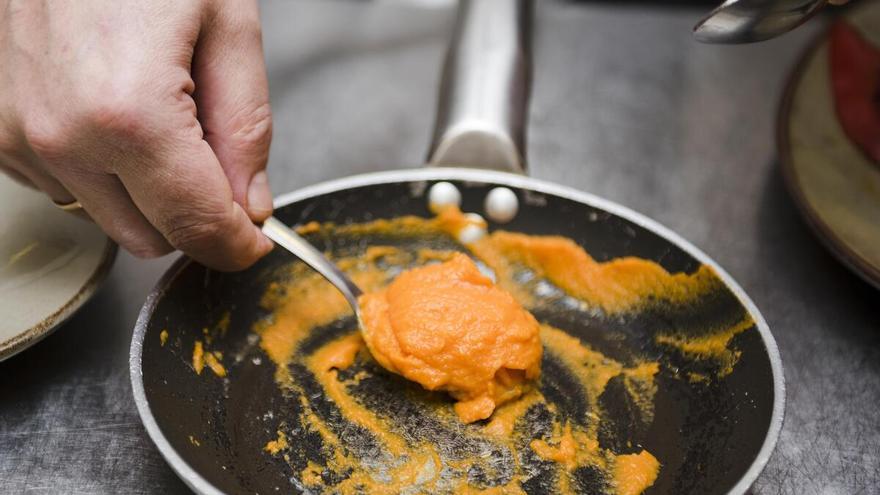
[358,252,543,423]
[248,206,752,495]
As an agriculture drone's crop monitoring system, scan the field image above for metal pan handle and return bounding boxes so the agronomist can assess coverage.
[426,0,532,174]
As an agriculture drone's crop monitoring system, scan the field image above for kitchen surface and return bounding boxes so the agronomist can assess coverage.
[1,0,879,493]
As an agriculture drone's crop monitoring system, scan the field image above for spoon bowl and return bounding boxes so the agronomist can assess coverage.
[694,0,827,44]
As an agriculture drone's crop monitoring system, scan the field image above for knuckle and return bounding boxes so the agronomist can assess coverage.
[22,117,68,159]
[227,103,273,155]
[81,95,147,138]
[163,211,230,253]
[22,80,152,159]
[71,74,152,136]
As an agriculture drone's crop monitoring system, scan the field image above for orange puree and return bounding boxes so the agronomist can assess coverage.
[529,423,578,470]
[231,210,750,494]
[192,340,205,374]
[656,316,754,378]
[613,451,660,495]
[264,430,288,455]
[192,340,226,377]
[359,253,542,423]
[471,231,718,313]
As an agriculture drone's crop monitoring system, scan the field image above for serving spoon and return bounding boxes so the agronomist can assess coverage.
[262,216,364,319]
[694,0,830,44]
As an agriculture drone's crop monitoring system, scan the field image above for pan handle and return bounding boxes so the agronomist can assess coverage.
[426,0,532,174]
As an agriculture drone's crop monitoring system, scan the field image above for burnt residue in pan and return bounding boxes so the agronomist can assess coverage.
[140,180,775,495]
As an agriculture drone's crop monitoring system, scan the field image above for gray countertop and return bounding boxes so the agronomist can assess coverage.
[2,1,878,493]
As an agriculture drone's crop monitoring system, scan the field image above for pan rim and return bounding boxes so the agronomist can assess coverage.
[130,167,785,495]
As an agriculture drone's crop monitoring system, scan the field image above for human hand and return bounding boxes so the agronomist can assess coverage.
[0,0,274,270]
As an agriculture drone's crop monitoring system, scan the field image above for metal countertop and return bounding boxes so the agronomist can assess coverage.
[2,1,878,493]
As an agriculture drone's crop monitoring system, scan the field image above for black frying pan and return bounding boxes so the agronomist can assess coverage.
[130,2,784,494]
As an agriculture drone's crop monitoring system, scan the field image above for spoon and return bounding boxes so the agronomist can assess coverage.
[693,0,828,44]
[261,216,364,319]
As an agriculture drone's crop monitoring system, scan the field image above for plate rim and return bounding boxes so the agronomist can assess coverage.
[130,167,785,495]
[0,238,118,361]
[776,9,880,290]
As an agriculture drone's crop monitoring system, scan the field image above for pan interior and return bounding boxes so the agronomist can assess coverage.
[139,177,777,495]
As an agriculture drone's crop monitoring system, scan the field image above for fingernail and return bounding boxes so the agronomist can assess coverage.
[247,171,273,217]
[259,230,274,254]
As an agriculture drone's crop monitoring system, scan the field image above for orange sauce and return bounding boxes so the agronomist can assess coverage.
[359,253,542,423]
[219,207,752,494]
[656,316,754,377]
[191,340,226,377]
[483,388,544,437]
[204,351,226,377]
[301,461,324,485]
[613,451,660,495]
[530,423,579,470]
[264,430,288,455]
[256,263,387,382]
[192,340,205,375]
[470,231,719,314]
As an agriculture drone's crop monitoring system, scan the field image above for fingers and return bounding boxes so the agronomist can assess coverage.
[1,149,73,201]
[1,0,274,271]
[117,135,273,271]
[0,161,37,189]
[52,167,172,257]
[193,0,273,223]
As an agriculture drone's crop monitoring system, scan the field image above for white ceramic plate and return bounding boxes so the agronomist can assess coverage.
[779,2,880,288]
[0,175,116,360]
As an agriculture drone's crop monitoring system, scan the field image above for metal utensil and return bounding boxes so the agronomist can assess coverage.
[261,216,363,317]
[694,0,827,44]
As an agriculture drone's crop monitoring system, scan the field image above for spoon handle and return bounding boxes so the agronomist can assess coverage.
[427,0,531,173]
[262,216,363,313]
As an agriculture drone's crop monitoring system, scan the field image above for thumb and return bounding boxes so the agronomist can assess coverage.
[194,0,273,222]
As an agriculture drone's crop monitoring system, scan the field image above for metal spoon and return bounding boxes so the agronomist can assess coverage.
[694,0,828,44]
[258,0,524,323]
[261,216,363,318]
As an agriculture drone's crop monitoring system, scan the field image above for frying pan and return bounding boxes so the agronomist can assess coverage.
[130,1,784,494]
